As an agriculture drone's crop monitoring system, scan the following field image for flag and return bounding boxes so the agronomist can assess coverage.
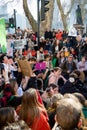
[0,18,6,53]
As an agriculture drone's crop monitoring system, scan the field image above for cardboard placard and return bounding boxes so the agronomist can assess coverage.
[17,60,32,77]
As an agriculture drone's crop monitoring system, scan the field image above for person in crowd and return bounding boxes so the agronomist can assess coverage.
[48,67,66,85]
[39,36,46,49]
[47,93,63,129]
[27,38,34,50]
[77,56,87,72]
[54,98,82,130]
[62,30,68,39]
[69,93,87,129]
[18,75,29,95]
[16,88,51,130]
[37,46,44,61]
[60,71,87,99]
[0,54,17,76]
[44,54,53,69]
[60,72,80,95]
[52,39,62,54]
[63,93,80,102]
[0,107,18,129]
[0,74,5,94]
[44,39,52,53]
[2,120,31,130]
[51,28,56,40]
[41,83,59,109]
[70,47,77,58]
[57,51,66,67]
[60,54,77,79]
[63,47,70,58]
[55,29,63,41]
[44,28,52,40]
[62,38,68,47]
[0,68,22,108]
[77,56,87,81]
[9,78,19,96]
[81,35,87,57]
[73,69,85,83]
[76,35,83,60]
[16,27,23,39]
[52,53,59,68]
[26,47,33,60]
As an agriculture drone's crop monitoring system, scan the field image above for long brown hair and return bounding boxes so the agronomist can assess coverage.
[0,107,15,128]
[10,78,18,95]
[20,88,43,126]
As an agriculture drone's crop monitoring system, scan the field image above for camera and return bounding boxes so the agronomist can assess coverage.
[63,47,65,50]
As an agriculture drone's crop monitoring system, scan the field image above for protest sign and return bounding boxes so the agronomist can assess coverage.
[18,60,32,77]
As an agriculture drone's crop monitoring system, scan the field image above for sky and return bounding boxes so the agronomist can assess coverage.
[0,0,85,30]
[0,0,71,21]
[0,0,37,20]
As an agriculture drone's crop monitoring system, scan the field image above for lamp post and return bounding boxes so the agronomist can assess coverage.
[37,0,40,46]
[14,9,16,33]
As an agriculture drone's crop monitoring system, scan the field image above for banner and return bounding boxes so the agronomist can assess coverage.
[0,18,6,53]
[7,39,14,57]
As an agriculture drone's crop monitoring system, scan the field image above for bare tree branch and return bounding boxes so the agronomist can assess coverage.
[56,0,75,30]
[0,0,14,6]
[66,0,74,17]
[23,0,37,32]
[40,0,54,35]
[57,0,67,30]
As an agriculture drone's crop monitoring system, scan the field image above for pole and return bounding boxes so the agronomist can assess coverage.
[37,0,40,46]
[14,9,16,33]
[86,24,87,34]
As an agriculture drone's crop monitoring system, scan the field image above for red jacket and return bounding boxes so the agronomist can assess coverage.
[56,31,63,40]
[27,112,50,130]
[16,105,51,130]
[0,84,12,107]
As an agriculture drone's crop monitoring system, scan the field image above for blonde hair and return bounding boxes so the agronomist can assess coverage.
[2,120,30,130]
[56,98,82,130]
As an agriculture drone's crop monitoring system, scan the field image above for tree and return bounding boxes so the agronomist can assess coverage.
[0,0,14,5]
[23,0,54,35]
[23,0,37,32]
[40,0,54,35]
[56,0,75,31]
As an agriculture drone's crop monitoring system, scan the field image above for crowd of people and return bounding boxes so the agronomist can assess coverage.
[0,27,87,129]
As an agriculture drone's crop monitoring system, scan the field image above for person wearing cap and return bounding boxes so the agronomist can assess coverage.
[60,54,77,79]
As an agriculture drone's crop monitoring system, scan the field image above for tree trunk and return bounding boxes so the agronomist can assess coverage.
[56,0,67,30]
[40,0,54,36]
[23,0,37,32]
[56,0,74,31]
